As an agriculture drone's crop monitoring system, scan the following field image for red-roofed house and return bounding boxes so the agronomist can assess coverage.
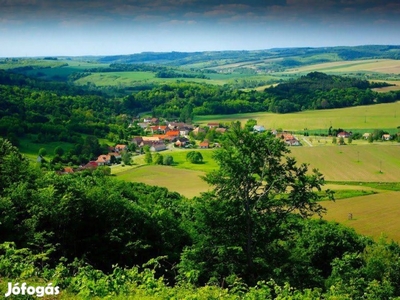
[115,144,128,153]
[166,130,180,138]
[199,140,209,148]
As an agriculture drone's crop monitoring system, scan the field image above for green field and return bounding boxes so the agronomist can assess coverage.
[291,144,400,182]
[321,191,400,242]
[195,101,400,131]
[285,59,400,75]
[19,138,75,162]
[116,165,209,198]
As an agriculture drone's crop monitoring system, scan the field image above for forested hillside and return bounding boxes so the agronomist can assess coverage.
[2,68,400,153]
[1,127,400,298]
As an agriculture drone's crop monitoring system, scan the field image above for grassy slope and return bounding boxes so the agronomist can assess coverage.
[194,102,400,131]
[116,165,209,198]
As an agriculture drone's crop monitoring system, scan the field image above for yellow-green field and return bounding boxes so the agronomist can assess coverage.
[321,191,400,242]
[116,165,209,198]
[291,144,400,182]
[286,59,400,74]
[195,101,400,131]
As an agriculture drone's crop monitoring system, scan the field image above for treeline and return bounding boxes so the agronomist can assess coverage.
[155,70,209,79]
[1,131,400,298]
[123,72,400,117]
[264,72,399,113]
[1,69,400,147]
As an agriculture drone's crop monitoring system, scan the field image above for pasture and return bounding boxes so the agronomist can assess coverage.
[194,101,400,131]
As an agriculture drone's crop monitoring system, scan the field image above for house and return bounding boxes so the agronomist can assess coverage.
[192,127,205,135]
[337,131,351,138]
[199,140,209,148]
[150,143,167,152]
[277,133,301,146]
[62,167,74,174]
[115,144,128,153]
[382,134,391,141]
[96,154,110,166]
[151,117,159,124]
[132,136,143,146]
[207,122,219,129]
[108,152,121,160]
[174,137,190,147]
[363,133,371,139]
[142,137,160,142]
[82,161,98,169]
[285,138,301,146]
[180,128,190,136]
[216,128,227,134]
[143,118,152,123]
[137,122,149,129]
[253,125,266,132]
[166,130,180,138]
[147,125,168,134]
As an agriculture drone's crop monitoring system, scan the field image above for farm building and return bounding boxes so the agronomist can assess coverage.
[150,143,167,152]
[337,131,351,138]
[253,125,266,132]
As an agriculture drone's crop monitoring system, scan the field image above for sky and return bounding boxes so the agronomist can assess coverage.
[1,0,400,57]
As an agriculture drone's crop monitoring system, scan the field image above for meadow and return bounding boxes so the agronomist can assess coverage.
[194,101,400,131]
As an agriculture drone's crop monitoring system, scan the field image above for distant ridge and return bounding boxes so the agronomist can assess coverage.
[91,45,400,66]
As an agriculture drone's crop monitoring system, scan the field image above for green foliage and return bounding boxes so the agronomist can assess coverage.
[38,148,47,157]
[178,122,333,286]
[144,151,153,164]
[153,153,164,165]
[54,146,64,156]
[163,155,174,166]
[244,119,257,132]
[186,151,203,164]
[121,151,132,165]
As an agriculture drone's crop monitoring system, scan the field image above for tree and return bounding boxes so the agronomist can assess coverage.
[244,119,257,132]
[54,146,64,156]
[332,137,337,144]
[121,151,132,165]
[144,151,153,164]
[338,137,345,145]
[163,155,174,166]
[186,151,203,164]
[153,153,163,165]
[179,122,332,285]
[347,136,352,144]
[38,148,47,157]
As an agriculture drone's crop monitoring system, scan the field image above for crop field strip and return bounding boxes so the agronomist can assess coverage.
[195,101,400,130]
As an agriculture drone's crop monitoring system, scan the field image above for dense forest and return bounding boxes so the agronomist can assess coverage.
[1,125,400,298]
[124,72,400,116]
[2,68,400,153]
